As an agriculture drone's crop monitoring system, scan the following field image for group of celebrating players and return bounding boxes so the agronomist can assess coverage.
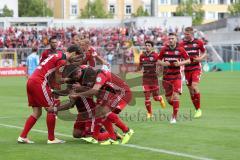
[17,26,206,145]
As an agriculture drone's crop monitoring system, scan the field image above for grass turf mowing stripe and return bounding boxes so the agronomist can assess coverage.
[0,123,214,160]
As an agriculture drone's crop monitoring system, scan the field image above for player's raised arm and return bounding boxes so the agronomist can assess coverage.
[70,83,102,98]
[46,98,76,113]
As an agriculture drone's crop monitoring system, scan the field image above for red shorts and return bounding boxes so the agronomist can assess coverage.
[162,79,182,97]
[27,78,54,107]
[184,70,201,86]
[73,114,102,136]
[143,85,159,92]
[97,91,128,112]
[73,114,93,136]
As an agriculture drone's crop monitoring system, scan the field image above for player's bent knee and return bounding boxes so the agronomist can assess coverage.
[172,93,180,101]
[113,108,122,114]
[32,108,42,119]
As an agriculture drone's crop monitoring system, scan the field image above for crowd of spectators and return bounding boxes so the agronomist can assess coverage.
[0,26,207,66]
[0,26,207,49]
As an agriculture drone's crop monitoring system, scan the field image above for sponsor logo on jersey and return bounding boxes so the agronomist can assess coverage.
[164,57,178,61]
[96,77,102,82]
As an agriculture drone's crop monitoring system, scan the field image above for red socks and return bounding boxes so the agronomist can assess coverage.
[46,113,56,141]
[191,93,200,110]
[93,119,115,140]
[102,120,116,140]
[145,100,152,114]
[107,112,129,133]
[21,112,57,141]
[20,115,37,138]
[172,100,179,119]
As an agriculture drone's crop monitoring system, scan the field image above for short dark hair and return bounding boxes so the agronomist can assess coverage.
[145,40,154,47]
[67,45,80,53]
[185,27,194,33]
[168,32,177,36]
[49,36,57,42]
[32,46,38,52]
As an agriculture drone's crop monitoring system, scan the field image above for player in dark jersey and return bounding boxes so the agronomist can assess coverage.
[179,27,207,118]
[40,36,64,63]
[17,45,81,144]
[137,40,165,118]
[158,33,190,124]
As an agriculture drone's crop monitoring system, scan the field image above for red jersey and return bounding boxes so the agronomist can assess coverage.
[30,52,66,82]
[159,44,189,81]
[82,47,97,67]
[40,48,64,63]
[139,51,159,85]
[179,39,205,72]
[95,68,131,106]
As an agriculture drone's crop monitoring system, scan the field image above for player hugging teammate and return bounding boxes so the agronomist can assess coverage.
[18,35,134,145]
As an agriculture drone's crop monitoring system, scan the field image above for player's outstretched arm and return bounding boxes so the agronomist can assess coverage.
[72,82,91,92]
[70,84,102,98]
[46,99,76,113]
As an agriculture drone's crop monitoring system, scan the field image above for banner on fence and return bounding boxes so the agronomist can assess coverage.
[0,67,26,76]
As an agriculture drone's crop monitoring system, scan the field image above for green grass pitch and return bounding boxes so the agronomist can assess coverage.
[0,72,240,160]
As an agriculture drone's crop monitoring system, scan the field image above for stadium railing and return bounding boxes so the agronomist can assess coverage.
[0,44,240,76]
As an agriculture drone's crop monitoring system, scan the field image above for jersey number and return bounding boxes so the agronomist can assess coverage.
[37,55,54,69]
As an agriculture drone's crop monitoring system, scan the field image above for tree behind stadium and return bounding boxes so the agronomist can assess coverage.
[175,0,204,26]
[228,0,240,16]
[19,0,53,17]
[0,5,13,17]
[132,6,149,17]
[80,0,112,18]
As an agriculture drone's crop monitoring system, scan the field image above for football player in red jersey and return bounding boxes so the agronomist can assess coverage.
[17,45,81,144]
[80,39,108,67]
[158,33,190,124]
[137,40,166,118]
[48,65,131,144]
[40,36,64,63]
[69,66,134,144]
[179,27,207,118]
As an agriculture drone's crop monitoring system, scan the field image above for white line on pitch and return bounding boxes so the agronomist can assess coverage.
[0,123,214,160]
[0,116,17,119]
